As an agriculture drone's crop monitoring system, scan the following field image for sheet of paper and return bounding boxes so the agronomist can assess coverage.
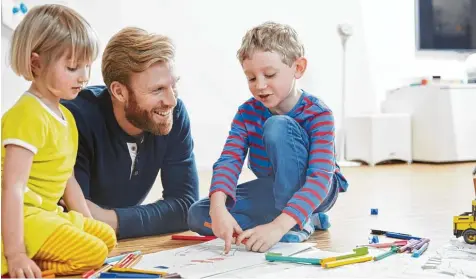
[133,238,315,278]
[212,238,476,279]
[207,246,434,279]
[206,247,343,278]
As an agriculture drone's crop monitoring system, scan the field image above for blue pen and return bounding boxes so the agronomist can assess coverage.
[104,251,141,264]
[412,243,429,258]
[385,232,422,240]
[99,272,160,278]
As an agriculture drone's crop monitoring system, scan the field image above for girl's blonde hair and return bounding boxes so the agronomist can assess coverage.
[237,21,304,67]
[102,27,175,89]
[10,4,99,81]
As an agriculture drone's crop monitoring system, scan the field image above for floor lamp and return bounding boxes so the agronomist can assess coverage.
[336,23,360,167]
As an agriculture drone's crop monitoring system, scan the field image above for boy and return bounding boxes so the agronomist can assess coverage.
[188,21,348,253]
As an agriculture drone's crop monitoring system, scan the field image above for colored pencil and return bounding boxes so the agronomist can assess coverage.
[105,251,141,264]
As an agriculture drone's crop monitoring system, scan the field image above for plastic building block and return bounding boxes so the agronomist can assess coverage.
[368,235,379,244]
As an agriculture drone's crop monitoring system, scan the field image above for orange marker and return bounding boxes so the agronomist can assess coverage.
[203,222,248,244]
[42,270,55,278]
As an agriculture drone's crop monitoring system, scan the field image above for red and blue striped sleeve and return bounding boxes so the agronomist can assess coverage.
[282,110,336,228]
[209,110,249,207]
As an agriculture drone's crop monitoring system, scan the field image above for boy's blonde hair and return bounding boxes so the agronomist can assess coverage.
[237,21,305,67]
[102,27,175,89]
[10,4,99,81]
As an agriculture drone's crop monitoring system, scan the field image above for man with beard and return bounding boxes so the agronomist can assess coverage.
[61,27,199,239]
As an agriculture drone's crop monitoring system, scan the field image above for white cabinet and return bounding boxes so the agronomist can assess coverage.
[345,114,412,166]
[381,84,476,162]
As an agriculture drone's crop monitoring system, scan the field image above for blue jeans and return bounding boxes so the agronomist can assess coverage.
[188,115,339,235]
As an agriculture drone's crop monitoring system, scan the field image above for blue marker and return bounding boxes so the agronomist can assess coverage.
[412,243,429,258]
[99,272,160,278]
[385,232,422,240]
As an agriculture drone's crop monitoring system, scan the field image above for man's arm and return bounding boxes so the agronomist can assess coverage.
[113,100,199,239]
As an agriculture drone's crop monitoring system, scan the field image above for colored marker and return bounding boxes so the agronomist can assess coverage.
[412,243,429,258]
[411,238,430,252]
[110,267,168,276]
[105,251,141,264]
[171,235,217,241]
[374,246,399,261]
[361,240,407,248]
[386,232,422,240]
[320,247,368,264]
[398,239,420,253]
[371,229,422,240]
[323,256,373,268]
[99,272,160,278]
[265,253,320,265]
[371,229,411,235]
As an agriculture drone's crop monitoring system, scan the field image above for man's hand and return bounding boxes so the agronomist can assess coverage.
[86,200,118,232]
[209,205,242,254]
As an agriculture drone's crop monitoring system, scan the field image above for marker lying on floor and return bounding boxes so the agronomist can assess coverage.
[412,243,429,258]
[374,246,399,261]
[320,247,369,264]
[171,235,217,241]
[203,222,248,244]
[322,256,374,268]
[110,267,168,276]
[265,253,321,265]
[370,229,422,240]
[360,240,407,248]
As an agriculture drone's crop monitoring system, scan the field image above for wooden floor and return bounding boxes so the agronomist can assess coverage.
[110,162,476,258]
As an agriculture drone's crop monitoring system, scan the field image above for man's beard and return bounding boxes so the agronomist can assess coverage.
[124,88,174,136]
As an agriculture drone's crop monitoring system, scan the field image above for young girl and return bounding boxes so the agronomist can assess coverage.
[1,4,116,277]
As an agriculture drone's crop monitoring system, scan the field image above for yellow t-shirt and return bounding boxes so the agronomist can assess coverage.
[1,92,84,259]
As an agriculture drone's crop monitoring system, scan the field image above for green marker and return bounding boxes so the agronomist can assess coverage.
[320,247,368,264]
[374,246,399,261]
[265,253,321,265]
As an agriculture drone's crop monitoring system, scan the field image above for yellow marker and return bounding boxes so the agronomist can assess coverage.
[110,267,168,276]
[323,256,374,268]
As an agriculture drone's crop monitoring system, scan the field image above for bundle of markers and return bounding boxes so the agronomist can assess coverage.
[264,236,431,269]
[367,238,430,261]
[81,251,181,278]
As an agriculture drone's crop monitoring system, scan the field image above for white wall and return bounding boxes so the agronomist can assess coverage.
[1,0,471,171]
[116,0,375,170]
[360,0,470,107]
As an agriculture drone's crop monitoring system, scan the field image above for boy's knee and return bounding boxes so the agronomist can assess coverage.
[263,115,296,144]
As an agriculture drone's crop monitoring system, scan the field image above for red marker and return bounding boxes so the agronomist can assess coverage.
[171,235,217,241]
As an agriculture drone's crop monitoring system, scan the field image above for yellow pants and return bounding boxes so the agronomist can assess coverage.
[2,218,117,276]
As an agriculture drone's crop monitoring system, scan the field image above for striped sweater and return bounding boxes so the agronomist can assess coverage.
[209,91,348,228]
